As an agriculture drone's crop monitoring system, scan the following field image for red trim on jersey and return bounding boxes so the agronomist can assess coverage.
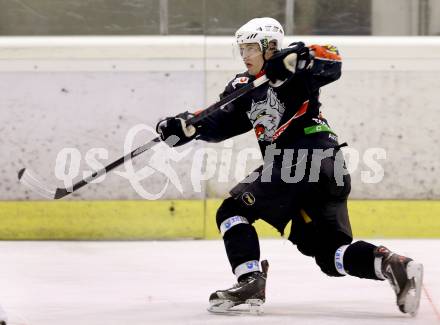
[272,100,309,141]
[255,70,266,78]
[292,100,309,119]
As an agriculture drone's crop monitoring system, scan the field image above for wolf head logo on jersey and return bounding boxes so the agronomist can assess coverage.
[247,87,285,141]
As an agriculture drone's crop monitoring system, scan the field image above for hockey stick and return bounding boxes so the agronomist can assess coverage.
[17,137,161,200]
[18,75,270,200]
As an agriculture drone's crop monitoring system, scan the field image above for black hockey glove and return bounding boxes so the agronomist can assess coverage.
[156,111,197,147]
[265,42,311,85]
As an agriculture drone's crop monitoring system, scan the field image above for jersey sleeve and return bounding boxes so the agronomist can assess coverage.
[307,44,342,89]
[195,75,253,143]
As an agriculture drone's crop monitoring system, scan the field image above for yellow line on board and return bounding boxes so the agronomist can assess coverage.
[0,200,438,240]
[0,200,204,240]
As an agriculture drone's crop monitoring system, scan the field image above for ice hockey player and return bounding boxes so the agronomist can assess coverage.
[156,17,423,315]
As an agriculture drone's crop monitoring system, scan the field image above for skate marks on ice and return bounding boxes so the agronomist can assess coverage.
[0,240,438,325]
[4,300,435,325]
[204,301,434,324]
[423,284,440,322]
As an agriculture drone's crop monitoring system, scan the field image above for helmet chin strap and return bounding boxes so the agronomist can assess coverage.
[260,44,269,74]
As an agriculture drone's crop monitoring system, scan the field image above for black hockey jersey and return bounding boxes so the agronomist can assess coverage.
[195,44,342,156]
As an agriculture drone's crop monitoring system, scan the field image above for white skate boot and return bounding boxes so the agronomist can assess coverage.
[375,246,423,316]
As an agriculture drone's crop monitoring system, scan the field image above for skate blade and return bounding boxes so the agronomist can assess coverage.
[208,299,264,316]
[208,300,238,315]
[399,261,424,317]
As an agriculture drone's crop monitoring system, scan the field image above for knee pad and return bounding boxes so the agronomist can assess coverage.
[216,197,253,237]
[216,197,243,229]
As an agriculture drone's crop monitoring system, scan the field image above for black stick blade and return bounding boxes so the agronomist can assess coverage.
[54,188,71,200]
[18,168,26,180]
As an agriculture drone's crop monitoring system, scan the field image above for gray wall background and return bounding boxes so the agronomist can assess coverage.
[0,36,439,200]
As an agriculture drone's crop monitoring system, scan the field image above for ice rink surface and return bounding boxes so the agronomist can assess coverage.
[0,239,439,325]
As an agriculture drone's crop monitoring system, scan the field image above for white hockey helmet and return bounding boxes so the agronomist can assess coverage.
[235,17,284,52]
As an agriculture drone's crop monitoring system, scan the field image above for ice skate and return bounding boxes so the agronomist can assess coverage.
[375,246,423,316]
[208,260,268,315]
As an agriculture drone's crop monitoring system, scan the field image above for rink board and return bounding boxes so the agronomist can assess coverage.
[0,200,438,240]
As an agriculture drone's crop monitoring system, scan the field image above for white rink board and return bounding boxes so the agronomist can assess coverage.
[1,36,439,200]
[0,239,439,325]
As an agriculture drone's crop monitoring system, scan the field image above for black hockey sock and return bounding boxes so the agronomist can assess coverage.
[223,223,260,276]
[343,240,383,280]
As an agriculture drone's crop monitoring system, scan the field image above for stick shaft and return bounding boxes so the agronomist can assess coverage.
[25,75,269,200]
[54,137,161,199]
[186,75,268,125]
